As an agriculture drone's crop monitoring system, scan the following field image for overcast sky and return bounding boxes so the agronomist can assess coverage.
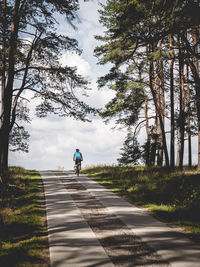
[9,0,128,170]
[9,0,198,170]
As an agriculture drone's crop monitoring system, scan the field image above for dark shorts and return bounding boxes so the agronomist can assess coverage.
[75,158,82,164]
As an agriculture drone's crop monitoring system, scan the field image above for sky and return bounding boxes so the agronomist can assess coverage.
[8,0,198,170]
[9,0,128,171]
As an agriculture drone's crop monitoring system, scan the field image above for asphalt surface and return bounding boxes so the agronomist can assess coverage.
[40,171,200,267]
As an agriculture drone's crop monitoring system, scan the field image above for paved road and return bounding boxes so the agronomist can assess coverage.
[40,171,200,267]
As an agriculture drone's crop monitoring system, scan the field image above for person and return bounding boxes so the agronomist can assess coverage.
[73,149,83,170]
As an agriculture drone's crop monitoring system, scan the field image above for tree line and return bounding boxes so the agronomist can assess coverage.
[0,0,93,180]
[95,0,200,170]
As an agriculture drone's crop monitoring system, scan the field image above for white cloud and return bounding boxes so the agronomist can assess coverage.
[60,50,115,109]
[60,51,91,77]
[9,115,126,170]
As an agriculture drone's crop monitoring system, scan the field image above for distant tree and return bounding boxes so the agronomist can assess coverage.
[0,0,94,179]
[117,132,141,165]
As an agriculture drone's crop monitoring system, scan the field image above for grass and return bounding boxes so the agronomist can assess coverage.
[0,167,50,266]
[82,165,200,241]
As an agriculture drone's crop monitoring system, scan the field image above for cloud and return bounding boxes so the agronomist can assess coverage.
[60,51,91,77]
[9,115,126,170]
[60,50,115,109]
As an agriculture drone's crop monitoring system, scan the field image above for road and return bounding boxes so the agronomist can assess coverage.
[40,170,200,267]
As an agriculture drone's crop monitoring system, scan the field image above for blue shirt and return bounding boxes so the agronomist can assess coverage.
[74,152,82,159]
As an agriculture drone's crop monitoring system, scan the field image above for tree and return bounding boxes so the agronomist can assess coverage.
[176,35,186,169]
[0,0,94,179]
[117,131,141,165]
[186,64,192,167]
[169,33,175,168]
[95,0,170,166]
[99,66,145,128]
[95,0,200,170]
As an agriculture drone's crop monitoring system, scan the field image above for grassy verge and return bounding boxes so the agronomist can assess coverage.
[0,167,49,266]
[82,165,200,241]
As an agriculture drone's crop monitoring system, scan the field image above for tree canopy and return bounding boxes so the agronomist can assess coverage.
[0,0,94,177]
[95,0,200,169]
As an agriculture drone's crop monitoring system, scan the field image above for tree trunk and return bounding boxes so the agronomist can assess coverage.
[191,27,200,171]
[149,48,169,167]
[1,0,6,128]
[156,86,163,166]
[0,0,20,177]
[176,37,185,169]
[187,58,200,170]
[157,60,165,166]
[169,34,175,168]
[150,117,158,166]
[0,132,9,176]
[186,65,192,167]
[144,95,151,166]
[0,0,8,178]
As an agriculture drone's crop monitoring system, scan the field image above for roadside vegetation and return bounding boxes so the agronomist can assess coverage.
[82,165,200,241]
[0,167,49,266]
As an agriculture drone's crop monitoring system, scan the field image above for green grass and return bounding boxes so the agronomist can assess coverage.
[82,165,200,241]
[0,167,49,266]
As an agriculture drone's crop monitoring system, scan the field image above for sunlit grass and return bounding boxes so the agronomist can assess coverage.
[0,167,49,266]
[82,165,200,239]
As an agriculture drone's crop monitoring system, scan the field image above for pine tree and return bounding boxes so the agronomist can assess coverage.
[117,131,141,165]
